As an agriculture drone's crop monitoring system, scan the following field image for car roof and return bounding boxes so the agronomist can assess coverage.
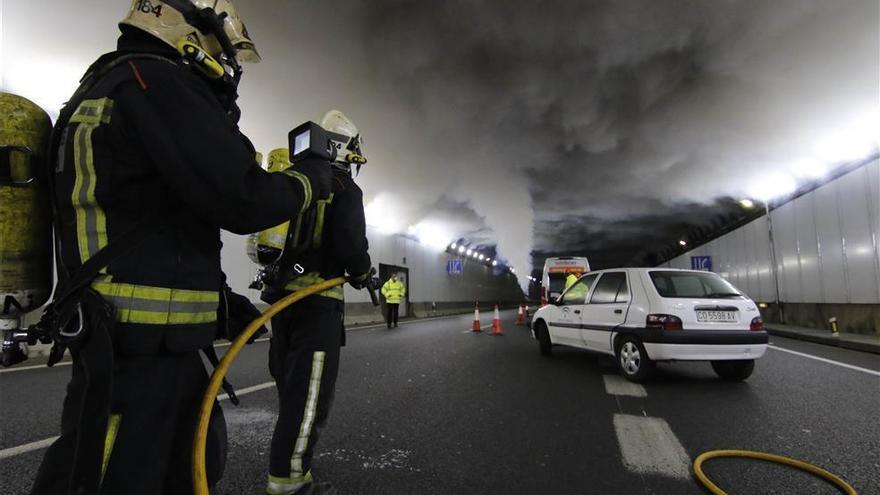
[579,267,717,275]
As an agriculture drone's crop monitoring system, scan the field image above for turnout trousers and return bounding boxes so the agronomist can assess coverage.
[31,341,226,495]
[267,299,344,495]
[385,303,399,328]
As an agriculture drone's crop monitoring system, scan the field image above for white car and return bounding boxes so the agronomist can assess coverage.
[530,268,768,382]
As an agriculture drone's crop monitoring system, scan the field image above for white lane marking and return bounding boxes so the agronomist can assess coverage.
[218,381,276,401]
[0,436,60,460]
[768,344,880,377]
[603,375,647,398]
[0,361,72,374]
[613,414,690,479]
[0,380,278,460]
[213,337,270,349]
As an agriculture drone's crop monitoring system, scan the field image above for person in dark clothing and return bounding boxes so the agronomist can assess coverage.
[31,2,331,494]
[263,110,372,495]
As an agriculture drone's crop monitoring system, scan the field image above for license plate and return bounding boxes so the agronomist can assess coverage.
[696,310,737,322]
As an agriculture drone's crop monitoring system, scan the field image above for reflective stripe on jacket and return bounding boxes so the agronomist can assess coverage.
[284,272,344,301]
[381,280,405,304]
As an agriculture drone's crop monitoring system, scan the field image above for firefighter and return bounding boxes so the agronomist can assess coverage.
[30,1,332,494]
[262,110,372,495]
[381,273,406,328]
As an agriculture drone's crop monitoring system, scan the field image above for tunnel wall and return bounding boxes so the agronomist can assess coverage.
[665,159,880,335]
[222,225,525,325]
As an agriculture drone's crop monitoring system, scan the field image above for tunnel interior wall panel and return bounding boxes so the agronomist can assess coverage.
[836,166,880,303]
[796,191,823,303]
[813,181,849,303]
[774,201,802,303]
[666,158,880,307]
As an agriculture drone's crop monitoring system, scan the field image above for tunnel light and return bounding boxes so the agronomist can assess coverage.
[466,249,473,256]
[492,260,498,266]
[678,240,687,247]
[408,221,452,251]
[458,246,465,254]
[748,173,797,202]
[813,113,880,164]
[365,194,402,234]
[451,243,458,250]
[738,199,755,209]
[479,254,485,261]
[472,252,479,259]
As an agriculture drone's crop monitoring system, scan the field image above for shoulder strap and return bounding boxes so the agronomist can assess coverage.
[48,53,178,303]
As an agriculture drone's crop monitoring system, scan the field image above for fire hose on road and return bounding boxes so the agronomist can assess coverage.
[693,449,858,494]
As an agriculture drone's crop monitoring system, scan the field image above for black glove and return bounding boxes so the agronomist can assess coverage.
[291,158,332,203]
[348,272,370,290]
[219,285,267,344]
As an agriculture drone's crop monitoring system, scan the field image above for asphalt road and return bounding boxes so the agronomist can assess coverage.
[1,311,878,494]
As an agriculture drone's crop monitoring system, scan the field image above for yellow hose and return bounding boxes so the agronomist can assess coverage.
[693,450,858,495]
[192,277,347,495]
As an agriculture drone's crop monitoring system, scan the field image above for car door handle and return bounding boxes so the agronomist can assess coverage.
[614,309,623,314]
[574,310,581,314]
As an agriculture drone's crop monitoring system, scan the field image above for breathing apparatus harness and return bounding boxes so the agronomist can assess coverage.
[250,121,370,295]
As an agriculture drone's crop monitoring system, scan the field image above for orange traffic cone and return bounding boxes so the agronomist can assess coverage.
[490,305,503,335]
[516,305,525,325]
[472,303,482,332]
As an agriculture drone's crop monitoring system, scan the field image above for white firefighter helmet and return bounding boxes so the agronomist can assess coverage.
[321,110,366,168]
[121,0,260,64]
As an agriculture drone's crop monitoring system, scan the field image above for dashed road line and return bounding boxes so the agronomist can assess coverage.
[603,374,647,398]
[613,414,690,479]
[0,380,278,460]
[768,344,880,377]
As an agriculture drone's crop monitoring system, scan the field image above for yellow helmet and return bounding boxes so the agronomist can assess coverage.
[320,110,366,167]
[121,0,260,64]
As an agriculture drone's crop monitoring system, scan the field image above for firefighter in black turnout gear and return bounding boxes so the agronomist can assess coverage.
[30,1,332,493]
[262,111,372,495]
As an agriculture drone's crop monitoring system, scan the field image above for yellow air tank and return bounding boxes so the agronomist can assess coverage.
[246,148,292,265]
[0,93,53,329]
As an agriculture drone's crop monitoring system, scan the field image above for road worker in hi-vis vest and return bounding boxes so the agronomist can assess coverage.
[260,110,372,495]
[27,1,332,494]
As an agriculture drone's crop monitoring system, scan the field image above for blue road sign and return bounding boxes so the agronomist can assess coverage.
[447,259,463,275]
[691,256,712,271]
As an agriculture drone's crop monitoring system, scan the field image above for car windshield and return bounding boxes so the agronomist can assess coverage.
[649,271,742,299]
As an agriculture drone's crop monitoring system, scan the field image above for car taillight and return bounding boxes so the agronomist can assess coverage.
[750,317,764,331]
[646,314,683,330]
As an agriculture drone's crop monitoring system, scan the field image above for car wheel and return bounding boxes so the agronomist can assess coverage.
[536,322,552,357]
[711,360,755,381]
[616,335,654,383]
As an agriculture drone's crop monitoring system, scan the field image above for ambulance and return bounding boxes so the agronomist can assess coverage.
[541,256,590,305]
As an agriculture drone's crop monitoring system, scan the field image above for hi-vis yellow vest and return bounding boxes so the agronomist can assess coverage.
[381,279,405,304]
[246,149,292,265]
